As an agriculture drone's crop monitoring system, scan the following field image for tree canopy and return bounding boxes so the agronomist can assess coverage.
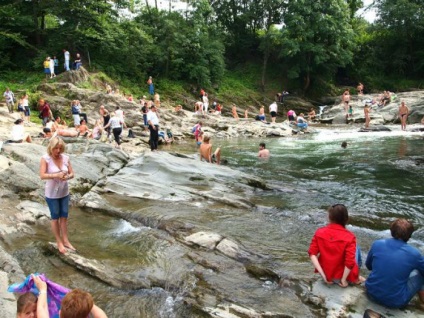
[0,0,422,94]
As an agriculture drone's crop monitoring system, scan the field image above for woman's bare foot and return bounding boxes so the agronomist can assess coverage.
[57,242,67,254]
[63,241,76,251]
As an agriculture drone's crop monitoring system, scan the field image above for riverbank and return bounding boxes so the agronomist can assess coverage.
[1,79,424,317]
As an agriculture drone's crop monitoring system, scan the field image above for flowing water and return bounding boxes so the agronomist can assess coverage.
[6,125,424,317]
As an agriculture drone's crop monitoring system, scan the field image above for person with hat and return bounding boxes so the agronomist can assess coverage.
[147,104,160,151]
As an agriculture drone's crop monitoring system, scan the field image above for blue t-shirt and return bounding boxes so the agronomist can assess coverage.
[365,238,424,308]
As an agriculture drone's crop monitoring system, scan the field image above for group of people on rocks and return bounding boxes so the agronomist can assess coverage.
[340,85,413,130]
[42,49,82,79]
[309,204,424,312]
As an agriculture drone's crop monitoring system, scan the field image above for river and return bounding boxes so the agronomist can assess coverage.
[6,125,424,317]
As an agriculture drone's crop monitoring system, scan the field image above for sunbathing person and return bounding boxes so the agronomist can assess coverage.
[78,119,92,138]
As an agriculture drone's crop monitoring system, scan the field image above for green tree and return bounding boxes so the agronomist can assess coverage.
[279,0,355,92]
[373,0,424,77]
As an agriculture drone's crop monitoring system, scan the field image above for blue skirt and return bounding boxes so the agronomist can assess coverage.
[44,68,51,74]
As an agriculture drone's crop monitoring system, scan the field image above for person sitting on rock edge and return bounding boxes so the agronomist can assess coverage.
[199,134,220,165]
[365,219,424,310]
[308,204,365,287]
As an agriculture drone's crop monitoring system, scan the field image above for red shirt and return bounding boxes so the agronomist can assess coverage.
[308,223,359,282]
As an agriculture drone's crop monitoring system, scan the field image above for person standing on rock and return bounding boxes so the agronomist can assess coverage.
[269,100,278,123]
[342,89,350,115]
[364,104,371,128]
[3,87,15,113]
[39,99,52,126]
[147,105,160,151]
[147,76,154,95]
[63,49,70,71]
[399,101,409,131]
[39,137,76,254]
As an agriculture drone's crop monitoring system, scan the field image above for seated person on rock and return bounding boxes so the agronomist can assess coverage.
[52,117,68,132]
[365,218,424,309]
[92,120,103,140]
[199,134,220,165]
[158,130,172,144]
[308,108,316,121]
[9,119,32,143]
[256,106,267,122]
[77,119,91,138]
[308,204,364,287]
[296,113,308,130]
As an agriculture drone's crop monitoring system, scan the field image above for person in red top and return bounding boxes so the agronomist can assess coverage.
[308,204,364,287]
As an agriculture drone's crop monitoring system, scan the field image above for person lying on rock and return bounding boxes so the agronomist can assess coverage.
[308,204,365,287]
[365,219,424,310]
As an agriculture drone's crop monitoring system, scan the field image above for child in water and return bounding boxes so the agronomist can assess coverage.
[17,292,37,318]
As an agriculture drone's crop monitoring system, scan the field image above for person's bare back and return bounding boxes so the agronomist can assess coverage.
[199,135,220,164]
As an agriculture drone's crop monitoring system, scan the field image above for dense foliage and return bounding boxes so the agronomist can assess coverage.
[0,0,422,95]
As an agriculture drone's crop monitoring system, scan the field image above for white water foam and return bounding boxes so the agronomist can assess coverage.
[109,219,148,236]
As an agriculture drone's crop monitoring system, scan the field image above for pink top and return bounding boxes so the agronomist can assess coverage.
[43,154,70,199]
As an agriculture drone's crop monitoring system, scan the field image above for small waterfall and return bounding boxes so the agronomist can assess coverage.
[318,105,327,118]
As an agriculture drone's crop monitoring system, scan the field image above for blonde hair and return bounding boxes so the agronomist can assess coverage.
[47,137,66,156]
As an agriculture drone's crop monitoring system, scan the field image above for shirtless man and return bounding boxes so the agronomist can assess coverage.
[258,143,270,158]
[342,89,350,114]
[199,134,220,165]
[364,104,371,128]
[232,104,239,120]
[357,82,364,95]
[398,101,409,131]
[78,119,92,138]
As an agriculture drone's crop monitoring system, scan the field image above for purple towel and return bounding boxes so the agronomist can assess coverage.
[8,273,70,318]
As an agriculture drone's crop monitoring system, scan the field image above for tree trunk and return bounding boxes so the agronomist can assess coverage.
[261,52,269,93]
[32,0,41,47]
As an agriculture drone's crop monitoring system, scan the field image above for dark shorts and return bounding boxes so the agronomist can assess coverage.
[288,115,295,121]
[24,106,30,116]
[270,111,277,118]
[46,195,70,220]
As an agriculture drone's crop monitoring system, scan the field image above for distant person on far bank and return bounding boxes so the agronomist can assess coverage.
[63,49,70,71]
[364,104,371,128]
[3,87,15,113]
[74,53,82,70]
[342,89,350,115]
[43,57,50,79]
[357,82,364,95]
[258,143,270,158]
[147,76,154,95]
[287,109,296,122]
[399,101,409,131]
[365,218,424,310]
[269,100,278,123]
[49,56,56,78]
[308,108,316,121]
[232,104,239,120]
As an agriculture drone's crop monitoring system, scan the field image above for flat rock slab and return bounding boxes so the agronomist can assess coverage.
[47,243,150,290]
[311,280,420,318]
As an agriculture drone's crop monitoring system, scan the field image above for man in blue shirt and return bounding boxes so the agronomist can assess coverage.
[365,219,424,308]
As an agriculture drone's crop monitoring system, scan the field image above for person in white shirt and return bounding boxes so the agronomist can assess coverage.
[103,112,123,149]
[202,93,209,113]
[269,101,278,123]
[63,49,70,71]
[3,87,15,113]
[49,56,56,78]
[147,105,160,151]
[10,119,32,143]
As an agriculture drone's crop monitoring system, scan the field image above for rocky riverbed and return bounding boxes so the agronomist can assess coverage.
[1,71,424,317]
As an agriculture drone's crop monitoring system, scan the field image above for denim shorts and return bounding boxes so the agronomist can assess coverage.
[45,195,70,220]
[407,270,424,297]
